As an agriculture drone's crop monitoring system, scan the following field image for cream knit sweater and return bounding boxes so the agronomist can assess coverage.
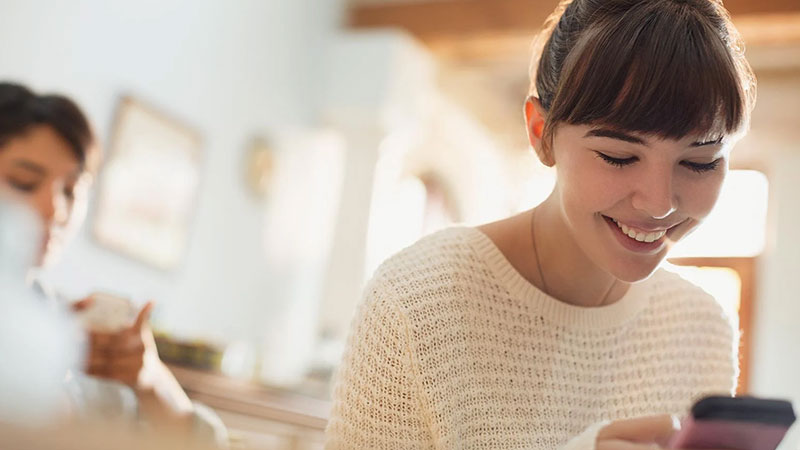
[325,227,739,449]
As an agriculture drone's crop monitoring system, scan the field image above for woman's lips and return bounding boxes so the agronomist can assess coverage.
[602,215,685,254]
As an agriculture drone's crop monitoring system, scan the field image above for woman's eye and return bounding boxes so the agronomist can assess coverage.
[6,178,38,193]
[595,152,637,168]
[682,158,722,174]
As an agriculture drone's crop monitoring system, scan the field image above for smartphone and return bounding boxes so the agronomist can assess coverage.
[76,292,136,332]
[668,395,796,450]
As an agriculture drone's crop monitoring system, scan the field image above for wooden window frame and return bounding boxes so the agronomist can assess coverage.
[668,257,757,395]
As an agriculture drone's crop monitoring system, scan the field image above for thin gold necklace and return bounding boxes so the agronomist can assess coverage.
[529,208,617,305]
[529,208,550,295]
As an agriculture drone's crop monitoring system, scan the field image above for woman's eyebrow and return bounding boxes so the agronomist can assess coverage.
[585,128,725,148]
[690,136,724,147]
[12,159,46,176]
[583,128,647,146]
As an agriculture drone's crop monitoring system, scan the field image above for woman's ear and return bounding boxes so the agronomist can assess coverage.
[524,97,555,167]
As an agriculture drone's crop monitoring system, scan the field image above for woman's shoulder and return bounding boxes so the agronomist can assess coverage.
[365,226,491,307]
[372,226,483,279]
[649,267,723,304]
[645,266,738,331]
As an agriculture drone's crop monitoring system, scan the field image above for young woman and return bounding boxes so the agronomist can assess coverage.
[0,82,225,443]
[325,0,756,449]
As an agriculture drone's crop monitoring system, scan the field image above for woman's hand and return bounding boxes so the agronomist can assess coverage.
[73,297,194,420]
[74,298,155,387]
[597,415,728,450]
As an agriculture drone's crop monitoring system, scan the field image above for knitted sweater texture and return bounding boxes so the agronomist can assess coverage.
[325,227,738,449]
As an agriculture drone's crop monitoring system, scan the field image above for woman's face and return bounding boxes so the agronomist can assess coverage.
[0,125,91,267]
[551,123,730,282]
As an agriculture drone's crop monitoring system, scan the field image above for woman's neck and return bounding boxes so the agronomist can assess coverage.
[478,198,630,308]
[531,196,629,307]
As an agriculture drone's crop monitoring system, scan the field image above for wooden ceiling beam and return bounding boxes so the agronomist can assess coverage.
[349,0,800,41]
[349,0,556,39]
[425,13,800,63]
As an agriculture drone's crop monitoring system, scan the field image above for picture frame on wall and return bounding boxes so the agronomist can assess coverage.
[93,96,202,270]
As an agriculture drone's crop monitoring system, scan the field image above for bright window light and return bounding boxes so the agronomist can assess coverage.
[364,176,427,279]
[670,170,769,258]
[666,264,742,319]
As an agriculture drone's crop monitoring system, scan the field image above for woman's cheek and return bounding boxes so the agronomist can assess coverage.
[681,171,726,221]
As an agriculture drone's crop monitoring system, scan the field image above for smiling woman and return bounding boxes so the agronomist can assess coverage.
[0,126,92,265]
[325,0,759,449]
[0,83,96,267]
[0,82,227,447]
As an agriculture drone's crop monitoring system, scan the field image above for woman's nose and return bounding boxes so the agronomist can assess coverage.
[35,182,69,227]
[630,169,678,220]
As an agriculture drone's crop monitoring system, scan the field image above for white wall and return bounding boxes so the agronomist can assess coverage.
[0,0,343,341]
[759,150,800,449]
[711,65,800,447]
[742,69,800,447]
[314,30,519,342]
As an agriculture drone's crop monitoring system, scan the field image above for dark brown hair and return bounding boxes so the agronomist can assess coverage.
[0,82,96,171]
[530,0,756,150]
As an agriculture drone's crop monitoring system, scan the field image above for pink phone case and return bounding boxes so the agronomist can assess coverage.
[668,416,792,450]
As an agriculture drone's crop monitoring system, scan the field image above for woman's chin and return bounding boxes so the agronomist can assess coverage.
[609,257,665,284]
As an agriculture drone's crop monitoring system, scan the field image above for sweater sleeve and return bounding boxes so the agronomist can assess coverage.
[724,305,741,396]
[324,281,434,450]
[560,420,609,450]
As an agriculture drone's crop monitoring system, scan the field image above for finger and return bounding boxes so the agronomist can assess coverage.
[107,354,144,375]
[88,331,115,350]
[86,350,109,368]
[91,329,144,356]
[107,346,145,364]
[112,335,146,354]
[598,415,679,444]
[106,367,141,387]
[71,297,94,312]
[85,365,110,379]
[85,352,110,376]
[86,357,109,374]
[597,440,661,450]
[133,301,154,331]
[88,352,143,387]
[107,327,146,351]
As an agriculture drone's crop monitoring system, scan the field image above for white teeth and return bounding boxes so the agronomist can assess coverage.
[643,231,665,243]
[611,218,666,244]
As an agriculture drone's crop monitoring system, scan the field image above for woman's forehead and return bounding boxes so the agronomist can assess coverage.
[565,123,728,146]
[0,126,83,177]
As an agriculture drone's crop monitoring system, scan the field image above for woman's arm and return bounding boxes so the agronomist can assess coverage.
[325,281,434,449]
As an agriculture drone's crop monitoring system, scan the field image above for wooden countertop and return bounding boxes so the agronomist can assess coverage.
[167,364,331,431]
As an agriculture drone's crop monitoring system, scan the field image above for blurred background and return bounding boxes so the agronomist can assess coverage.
[0,0,798,448]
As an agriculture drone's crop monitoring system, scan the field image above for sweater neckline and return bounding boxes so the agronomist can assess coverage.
[461,226,653,330]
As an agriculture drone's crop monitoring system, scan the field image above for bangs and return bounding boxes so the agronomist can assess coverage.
[547,2,751,140]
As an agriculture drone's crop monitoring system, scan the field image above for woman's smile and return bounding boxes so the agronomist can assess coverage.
[601,214,686,255]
